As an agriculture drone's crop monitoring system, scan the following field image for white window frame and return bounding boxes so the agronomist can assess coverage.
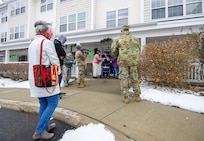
[10,0,26,17]
[1,11,7,23]
[41,0,53,12]
[151,0,203,20]
[1,32,7,43]
[77,12,86,30]
[60,16,67,32]
[10,25,24,40]
[106,8,128,28]
[60,12,86,33]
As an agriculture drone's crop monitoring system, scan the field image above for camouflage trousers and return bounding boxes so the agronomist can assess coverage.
[119,65,141,96]
[77,65,85,84]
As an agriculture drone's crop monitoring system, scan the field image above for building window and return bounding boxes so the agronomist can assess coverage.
[152,0,165,19]
[77,12,86,30]
[106,8,128,28]
[10,26,24,40]
[107,11,116,28]
[10,0,26,17]
[168,0,183,17]
[151,0,203,19]
[60,12,86,33]
[68,14,76,31]
[10,28,14,40]
[186,0,202,15]
[60,16,67,32]
[1,32,7,43]
[1,11,7,23]
[41,0,53,12]
[118,8,128,27]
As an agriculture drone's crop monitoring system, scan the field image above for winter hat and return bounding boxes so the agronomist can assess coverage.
[58,35,66,45]
[76,45,81,50]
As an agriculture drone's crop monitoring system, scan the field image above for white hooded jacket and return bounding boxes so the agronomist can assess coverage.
[28,35,61,98]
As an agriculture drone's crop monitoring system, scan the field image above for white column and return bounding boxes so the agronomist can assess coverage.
[5,49,9,64]
[140,37,146,51]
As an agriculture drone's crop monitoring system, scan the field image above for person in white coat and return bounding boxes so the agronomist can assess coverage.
[28,21,61,140]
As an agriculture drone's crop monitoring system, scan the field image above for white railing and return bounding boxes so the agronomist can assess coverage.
[185,62,204,83]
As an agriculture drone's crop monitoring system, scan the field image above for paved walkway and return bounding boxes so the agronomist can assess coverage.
[0,78,204,141]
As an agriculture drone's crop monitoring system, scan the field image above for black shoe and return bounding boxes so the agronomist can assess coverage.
[93,77,97,78]
[59,92,66,95]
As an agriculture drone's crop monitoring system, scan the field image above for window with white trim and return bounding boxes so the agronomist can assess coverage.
[152,0,165,19]
[60,12,86,32]
[68,14,76,31]
[106,8,128,28]
[186,0,202,15]
[10,0,26,17]
[107,11,116,28]
[1,11,7,23]
[78,12,86,30]
[1,32,7,43]
[118,8,128,27]
[60,16,67,32]
[151,0,203,19]
[10,25,24,40]
[41,0,53,12]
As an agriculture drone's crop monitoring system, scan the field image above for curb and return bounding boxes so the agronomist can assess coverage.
[0,99,132,141]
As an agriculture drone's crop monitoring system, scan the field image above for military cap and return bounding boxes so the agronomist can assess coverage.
[121,25,129,31]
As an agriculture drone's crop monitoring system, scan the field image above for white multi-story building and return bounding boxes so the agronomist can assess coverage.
[0,0,204,64]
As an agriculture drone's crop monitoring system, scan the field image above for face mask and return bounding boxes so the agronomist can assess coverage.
[44,29,53,40]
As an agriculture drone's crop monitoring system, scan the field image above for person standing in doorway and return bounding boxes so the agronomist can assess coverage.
[92,50,103,78]
[111,25,141,104]
[28,21,61,140]
[75,44,87,88]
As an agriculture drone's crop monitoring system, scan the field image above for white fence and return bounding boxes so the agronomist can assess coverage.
[185,62,204,83]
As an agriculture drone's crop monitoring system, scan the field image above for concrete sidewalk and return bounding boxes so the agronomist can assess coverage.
[0,78,204,141]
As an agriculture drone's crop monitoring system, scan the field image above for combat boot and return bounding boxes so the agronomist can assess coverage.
[77,83,80,88]
[32,130,54,140]
[122,96,129,104]
[79,82,85,88]
[135,94,141,102]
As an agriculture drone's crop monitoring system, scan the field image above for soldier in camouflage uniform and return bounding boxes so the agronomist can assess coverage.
[111,25,141,104]
[75,45,87,88]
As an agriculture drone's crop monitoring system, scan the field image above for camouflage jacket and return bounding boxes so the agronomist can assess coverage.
[111,31,140,66]
[75,50,87,66]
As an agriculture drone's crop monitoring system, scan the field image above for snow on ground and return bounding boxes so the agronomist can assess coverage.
[0,77,204,141]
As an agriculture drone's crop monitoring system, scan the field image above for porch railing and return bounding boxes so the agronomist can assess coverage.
[185,62,204,84]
